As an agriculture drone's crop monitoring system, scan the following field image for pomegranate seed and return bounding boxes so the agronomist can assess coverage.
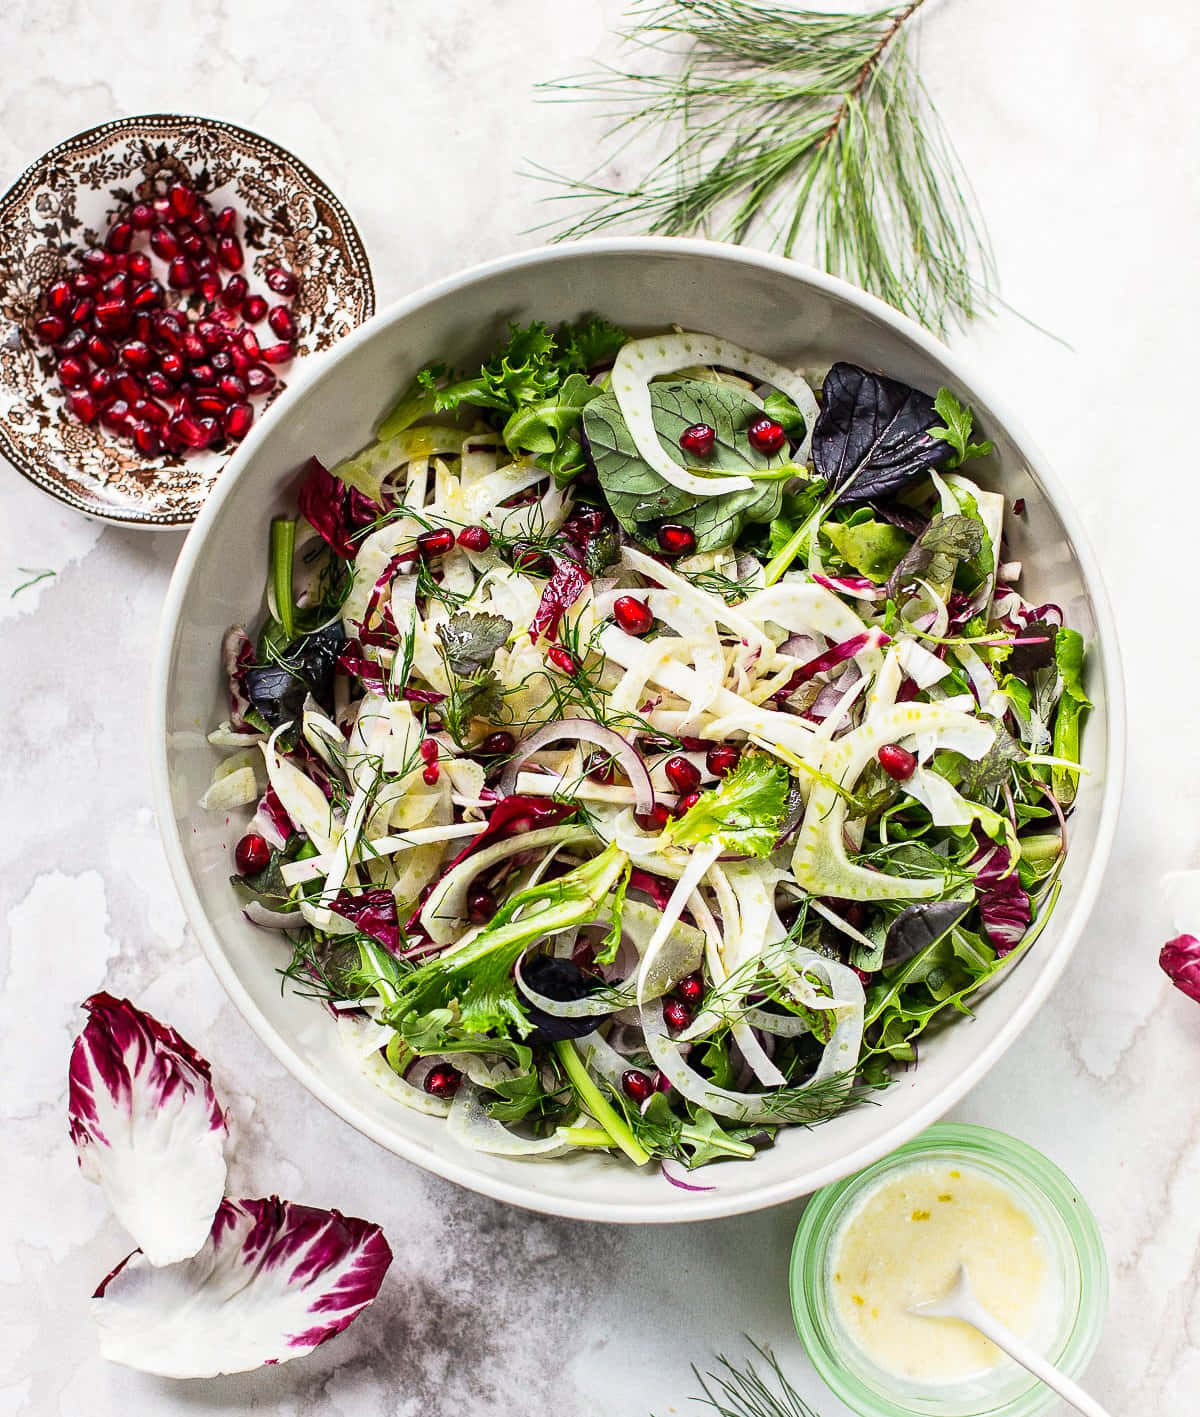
[169,182,198,220]
[234,832,270,874]
[466,888,497,925]
[634,803,672,832]
[115,372,144,402]
[181,413,218,449]
[664,998,693,1032]
[513,545,549,575]
[154,310,186,348]
[145,370,172,397]
[267,304,296,340]
[456,525,492,553]
[613,595,653,636]
[747,415,787,456]
[101,271,131,301]
[69,296,94,326]
[106,220,133,253]
[676,974,704,1004]
[246,365,276,394]
[260,341,293,365]
[101,398,131,433]
[419,737,440,764]
[547,645,577,674]
[131,420,161,455]
[57,355,88,389]
[211,350,233,374]
[266,266,297,296]
[243,293,268,322]
[120,340,154,371]
[679,422,716,458]
[126,250,151,280]
[663,755,701,793]
[238,328,261,358]
[81,248,111,274]
[150,226,179,260]
[84,334,116,367]
[877,743,917,782]
[196,318,226,350]
[160,351,185,381]
[223,401,253,439]
[130,202,155,230]
[167,256,195,289]
[218,373,247,401]
[198,273,221,304]
[193,248,215,273]
[214,233,243,271]
[220,274,248,308]
[130,280,163,311]
[67,389,99,423]
[229,345,253,376]
[215,205,238,234]
[194,392,227,417]
[657,524,696,556]
[88,368,115,400]
[48,279,75,314]
[94,299,131,332]
[423,1065,461,1098]
[417,527,455,558]
[34,314,65,344]
[179,339,205,369]
[480,731,516,757]
[152,195,172,218]
[621,1070,654,1104]
[133,398,168,425]
[72,271,99,294]
[58,326,87,355]
[706,744,740,777]
[655,1071,671,1093]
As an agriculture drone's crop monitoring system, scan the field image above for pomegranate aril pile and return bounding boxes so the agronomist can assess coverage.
[35,177,301,458]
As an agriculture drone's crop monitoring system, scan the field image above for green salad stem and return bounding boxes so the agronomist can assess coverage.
[269,516,296,641]
[555,1039,651,1166]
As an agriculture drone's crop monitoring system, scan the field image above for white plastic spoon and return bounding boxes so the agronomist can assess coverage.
[909,1264,1114,1417]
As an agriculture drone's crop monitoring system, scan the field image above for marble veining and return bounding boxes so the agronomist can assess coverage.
[2,1,1199,1413]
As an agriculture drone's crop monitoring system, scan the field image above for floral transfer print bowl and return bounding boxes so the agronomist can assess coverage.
[0,113,374,528]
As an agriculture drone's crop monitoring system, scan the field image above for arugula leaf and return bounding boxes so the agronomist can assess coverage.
[629,1092,757,1168]
[1051,627,1091,805]
[886,513,982,602]
[699,1035,736,1090]
[584,380,788,553]
[667,754,789,857]
[930,388,994,468]
[823,517,912,583]
[436,612,512,677]
[812,363,954,505]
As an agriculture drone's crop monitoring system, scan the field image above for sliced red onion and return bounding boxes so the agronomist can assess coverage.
[499,718,655,814]
[662,1160,715,1192]
[796,629,890,683]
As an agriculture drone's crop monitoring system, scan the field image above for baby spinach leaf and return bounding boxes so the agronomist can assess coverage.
[583,380,787,553]
[823,518,912,582]
[886,513,983,602]
[813,362,954,504]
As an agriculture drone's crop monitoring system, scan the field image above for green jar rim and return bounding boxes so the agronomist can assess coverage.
[790,1123,1109,1417]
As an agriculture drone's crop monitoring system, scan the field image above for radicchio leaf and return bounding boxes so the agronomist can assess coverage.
[528,560,590,643]
[297,456,380,559]
[69,994,228,1266]
[813,363,954,505]
[331,889,402,954]
[222,626,257,732]
[93,1196,392,1377]
[972,844,1032,953]
[883,899,972,969]
[1160,935,1200,1004]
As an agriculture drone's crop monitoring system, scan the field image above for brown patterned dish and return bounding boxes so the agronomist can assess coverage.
[0,113,374,528]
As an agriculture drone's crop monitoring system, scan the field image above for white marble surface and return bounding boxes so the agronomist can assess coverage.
[2,2,1199,1413]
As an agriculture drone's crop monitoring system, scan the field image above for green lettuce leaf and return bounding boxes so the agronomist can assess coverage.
[667,754,789,857]
[824,517,912,583]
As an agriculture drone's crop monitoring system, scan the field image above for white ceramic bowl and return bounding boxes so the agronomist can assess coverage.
[152,239,1124,1223]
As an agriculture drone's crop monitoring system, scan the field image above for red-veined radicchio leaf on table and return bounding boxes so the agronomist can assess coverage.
[69,994,228,1266]
[92,1197,393,1377]
[1160,936,1200,1003]
[1158,870,1200,1003]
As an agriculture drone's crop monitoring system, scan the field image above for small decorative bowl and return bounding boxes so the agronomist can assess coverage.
[0,113,374,528]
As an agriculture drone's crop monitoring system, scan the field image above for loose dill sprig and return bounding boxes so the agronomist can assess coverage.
[661,1342,822,1417]
[530,0,996,334]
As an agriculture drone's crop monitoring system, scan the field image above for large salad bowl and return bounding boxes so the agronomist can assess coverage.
[152,239,1123,1222]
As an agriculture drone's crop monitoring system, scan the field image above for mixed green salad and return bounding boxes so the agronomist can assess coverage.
[205,318,1088,1178]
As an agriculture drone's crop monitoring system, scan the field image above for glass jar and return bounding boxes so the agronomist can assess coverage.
[790,1123,1108,1417]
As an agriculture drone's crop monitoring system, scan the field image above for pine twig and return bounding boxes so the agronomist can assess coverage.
[528,0,996,334]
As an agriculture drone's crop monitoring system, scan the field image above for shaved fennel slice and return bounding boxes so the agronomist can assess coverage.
[620,546,772,656]
[904,769,979,828]
[953,640,1009,719]
[640,955,863,1125]
[643,589,725,721]
[791,704,994,902]
[420,825,595,944]
[865,646,903,723]
[577,1031,633,1089]
[895,636,952,688]
[739,581,876,654]
[612,333,817,496]
[336,1015,451,1118]
[200,763,259,811]
[447,1082,570,1157]
[635,841,721,1007]
[262,723,339,852]
[708,864,788,1087]
[280,821,487,885]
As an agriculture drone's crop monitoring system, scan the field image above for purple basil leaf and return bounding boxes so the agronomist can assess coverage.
[1160,934,1200,1004]
[813,363,954,505]
[69,994,228,1266]
[92,1196,393,1377]
[883,899,972,969]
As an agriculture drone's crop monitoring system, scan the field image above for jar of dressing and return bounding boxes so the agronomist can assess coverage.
[790,1124,1108,1417]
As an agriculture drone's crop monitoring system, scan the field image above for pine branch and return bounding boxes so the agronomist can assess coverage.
[529,0,996,334]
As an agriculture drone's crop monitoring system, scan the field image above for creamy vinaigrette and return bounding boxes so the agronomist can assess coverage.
[829,1162,1049,1382]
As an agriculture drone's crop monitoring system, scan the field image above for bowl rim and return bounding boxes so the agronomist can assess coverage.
[150,236,1127,1223]
[0,110,375,530]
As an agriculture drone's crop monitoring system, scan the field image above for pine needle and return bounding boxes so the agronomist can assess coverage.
[529,0,996,334]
